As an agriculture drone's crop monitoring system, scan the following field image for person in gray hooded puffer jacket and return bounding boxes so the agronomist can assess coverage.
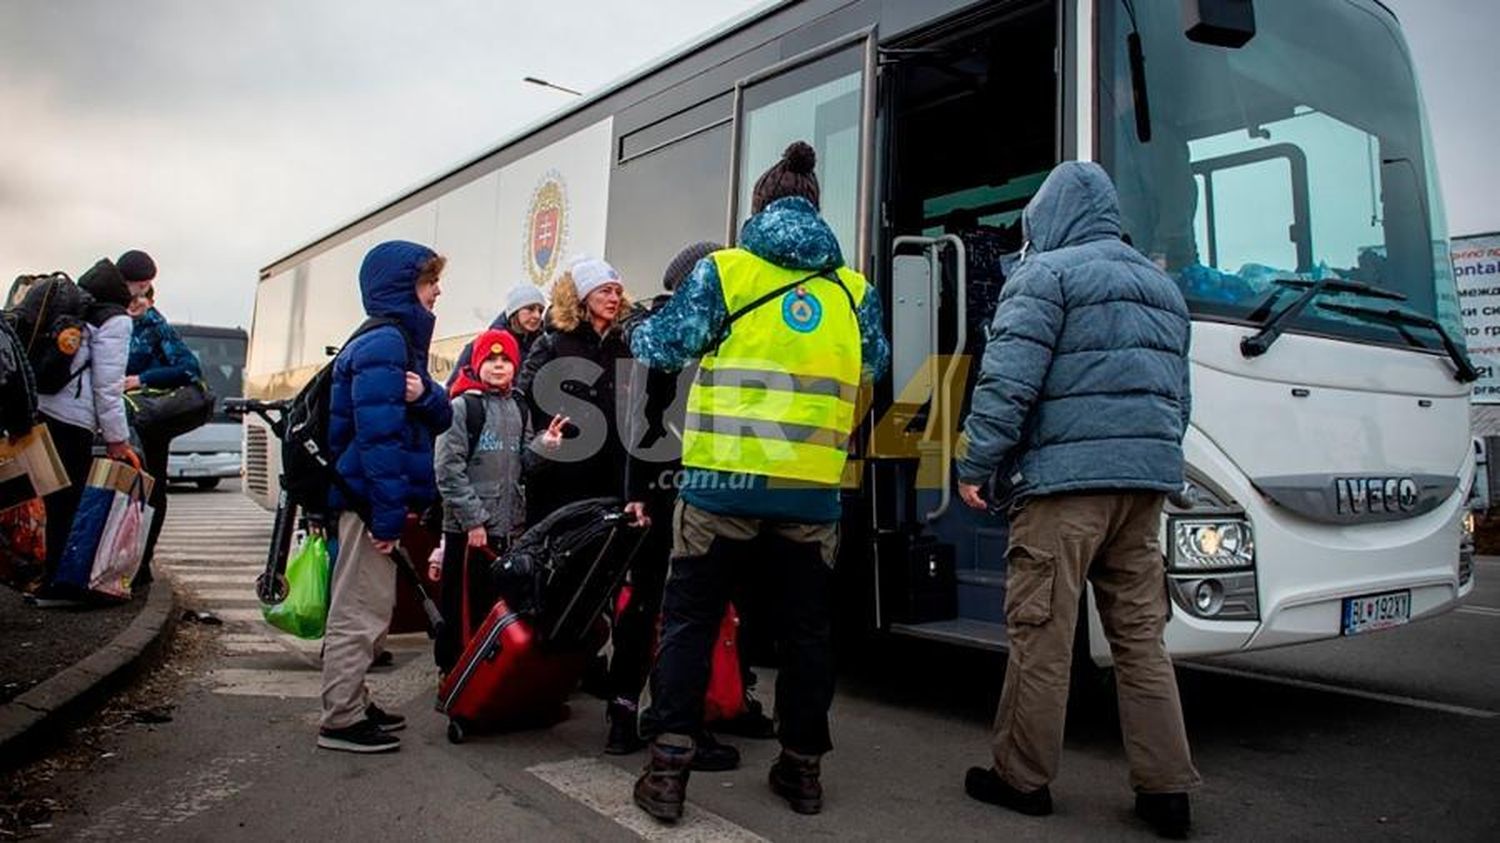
[955,161,1200,839]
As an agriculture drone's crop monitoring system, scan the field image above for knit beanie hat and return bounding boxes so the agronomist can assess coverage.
[117,249,157,283]
[450,328,520,398]
[661,241,721,292]
[503,283,546,317]
[569,257,622,301]
[751,141,819,215]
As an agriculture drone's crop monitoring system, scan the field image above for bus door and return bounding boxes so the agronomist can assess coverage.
[725,29,881,636]
[872,0,1059,649]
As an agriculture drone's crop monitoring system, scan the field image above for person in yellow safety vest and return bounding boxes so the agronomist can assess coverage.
[628,141,890,822]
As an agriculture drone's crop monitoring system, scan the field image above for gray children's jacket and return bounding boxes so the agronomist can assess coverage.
[434,391,529,538]
[956,161,1192,502]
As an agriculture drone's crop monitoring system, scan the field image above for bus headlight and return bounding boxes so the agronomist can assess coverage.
[1169,517,1255,571]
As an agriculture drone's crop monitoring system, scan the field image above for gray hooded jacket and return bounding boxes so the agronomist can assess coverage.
[434,391,529,538]
[956,161,1192,500]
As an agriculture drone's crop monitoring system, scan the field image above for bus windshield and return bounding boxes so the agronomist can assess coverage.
[179,328,247,422]
[1099,0,1463,351]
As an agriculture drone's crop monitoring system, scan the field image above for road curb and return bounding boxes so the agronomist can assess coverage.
[0,578,178,769]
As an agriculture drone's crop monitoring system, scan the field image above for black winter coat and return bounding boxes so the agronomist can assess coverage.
[516,322,642,523]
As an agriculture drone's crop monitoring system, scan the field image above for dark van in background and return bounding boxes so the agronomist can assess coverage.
[170,324,247,490]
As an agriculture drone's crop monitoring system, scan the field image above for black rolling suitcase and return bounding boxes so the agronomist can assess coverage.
[493,496,648,642]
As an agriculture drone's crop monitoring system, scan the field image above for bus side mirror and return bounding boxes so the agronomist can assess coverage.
[1182,0,1256,48]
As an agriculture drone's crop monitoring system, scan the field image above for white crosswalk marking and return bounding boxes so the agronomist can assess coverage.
[156,489,322,695]
[157,487,435,701]
[529,758,770,842]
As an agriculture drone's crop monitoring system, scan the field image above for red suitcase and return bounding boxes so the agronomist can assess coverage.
[435,598,597,743]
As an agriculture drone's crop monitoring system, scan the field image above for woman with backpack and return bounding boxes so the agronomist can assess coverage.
[118,250,202,586]
[32,258,135,604]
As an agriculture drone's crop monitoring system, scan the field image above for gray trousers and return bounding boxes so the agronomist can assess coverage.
[319,512,397,730]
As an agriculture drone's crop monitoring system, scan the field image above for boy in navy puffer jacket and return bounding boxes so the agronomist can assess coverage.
[317,240,453,754]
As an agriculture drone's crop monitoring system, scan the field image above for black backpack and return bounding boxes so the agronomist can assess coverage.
[279,317,405,516]
[8,273,93,396]
[0,314,38,437]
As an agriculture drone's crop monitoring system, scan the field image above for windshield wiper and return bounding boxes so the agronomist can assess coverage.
[1317,301,1479,383]
[1240,276,1406,358]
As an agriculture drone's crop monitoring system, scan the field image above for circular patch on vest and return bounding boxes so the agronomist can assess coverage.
[782,288,822,333]
[55,325,83,355]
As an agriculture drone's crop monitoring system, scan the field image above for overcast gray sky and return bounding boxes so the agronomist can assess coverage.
[1,0,1495,328]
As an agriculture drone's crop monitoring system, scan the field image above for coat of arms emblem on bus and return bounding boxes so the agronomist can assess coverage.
[525,171,568,286]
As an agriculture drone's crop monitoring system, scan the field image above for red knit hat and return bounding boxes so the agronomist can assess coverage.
[449,328,520,397]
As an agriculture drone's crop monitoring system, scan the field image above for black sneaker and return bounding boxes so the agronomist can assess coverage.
[691,732,741,772]
[1136,792,1192,839]
[370,650,395,670]
[318,719,401,753]
[964,766,1053,817]
[365,702,407,733]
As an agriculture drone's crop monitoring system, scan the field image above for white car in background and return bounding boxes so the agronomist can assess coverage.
[169,325,247,491]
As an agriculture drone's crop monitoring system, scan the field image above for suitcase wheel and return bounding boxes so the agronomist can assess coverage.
[447,718,467,744]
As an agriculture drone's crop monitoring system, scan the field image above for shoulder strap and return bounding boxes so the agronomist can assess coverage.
[462,392,485,459]
[710,269,855,353]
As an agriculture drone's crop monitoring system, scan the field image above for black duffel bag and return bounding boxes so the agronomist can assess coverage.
[125,379,216,439]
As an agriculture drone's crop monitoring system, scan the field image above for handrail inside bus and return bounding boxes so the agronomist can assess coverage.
[890,234,966,523]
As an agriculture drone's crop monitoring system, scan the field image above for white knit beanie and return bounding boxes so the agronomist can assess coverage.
[503,283,546,317]
[569,257,622,301]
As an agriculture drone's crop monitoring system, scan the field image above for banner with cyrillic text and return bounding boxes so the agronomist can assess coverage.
[1454,232,1500,403]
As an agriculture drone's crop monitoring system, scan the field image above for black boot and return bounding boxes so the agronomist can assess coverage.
[769,750,823,815]
[634,741,694,822]
[964,766,1053,816]
[606,700,646,755]
[1136,792,1192,839]
[714,694,776,739]
[691,731,741,772]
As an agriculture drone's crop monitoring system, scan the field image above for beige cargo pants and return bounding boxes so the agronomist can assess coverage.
[319,512,397,731]
[992,492,1201,794]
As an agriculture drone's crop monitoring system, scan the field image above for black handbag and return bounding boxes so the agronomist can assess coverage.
[125,379,216,439]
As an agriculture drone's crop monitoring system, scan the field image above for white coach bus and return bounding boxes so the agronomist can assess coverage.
[244,0,1478,662]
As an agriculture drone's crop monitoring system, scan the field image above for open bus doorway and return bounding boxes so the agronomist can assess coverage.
[871,0,1057,649]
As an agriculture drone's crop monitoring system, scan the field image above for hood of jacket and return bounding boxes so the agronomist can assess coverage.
[77,258,131,325]
[359,240,438,353]
[739,196,844,271]
[1022,161,1122,254]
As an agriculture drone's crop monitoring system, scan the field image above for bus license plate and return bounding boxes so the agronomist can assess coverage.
[1341,590,1411,636]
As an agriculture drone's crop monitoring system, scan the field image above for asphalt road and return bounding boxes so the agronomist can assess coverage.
[24,483,1500,841]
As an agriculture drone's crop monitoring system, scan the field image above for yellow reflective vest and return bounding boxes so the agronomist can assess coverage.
[681,248,867,486]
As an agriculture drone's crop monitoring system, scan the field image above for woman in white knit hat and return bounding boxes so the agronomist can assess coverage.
[445,283,548,391]
[515,258,646,526]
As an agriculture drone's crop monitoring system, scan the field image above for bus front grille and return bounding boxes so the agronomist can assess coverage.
[245,424,270,498]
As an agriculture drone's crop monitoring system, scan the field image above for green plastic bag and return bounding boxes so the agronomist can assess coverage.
[262,534,330,639]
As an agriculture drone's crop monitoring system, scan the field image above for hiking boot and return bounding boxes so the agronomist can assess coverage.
[714,695,776,739]
[768,750,822,815]
[317,719,400,753]
[605,701,646,755]
[633,741,694,822]
[691,732,740,772]
[964,766,1053,816]
[365,702,406,733]
[1135,792,1192,839]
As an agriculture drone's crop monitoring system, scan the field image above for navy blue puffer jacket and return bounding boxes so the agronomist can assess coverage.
[327,241,454,540]
[957,161,1191,501]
